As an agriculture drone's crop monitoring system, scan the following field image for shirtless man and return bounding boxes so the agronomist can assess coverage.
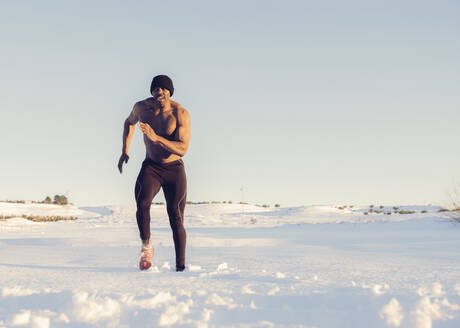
[118,75,191,272]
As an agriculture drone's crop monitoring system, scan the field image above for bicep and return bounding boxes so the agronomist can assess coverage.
[176,111,191,145]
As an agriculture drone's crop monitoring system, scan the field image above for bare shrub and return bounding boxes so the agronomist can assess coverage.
[0,215,78,222]
[21,215,78,222]
[398,210,415,215]
[447,184,460,223]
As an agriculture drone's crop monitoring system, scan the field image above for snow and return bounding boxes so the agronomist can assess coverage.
[379,298,404,327]
[0,201,459,327]
[0,202,98,219]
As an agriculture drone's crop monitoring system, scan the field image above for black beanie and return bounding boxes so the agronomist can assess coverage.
[150,75,174,97]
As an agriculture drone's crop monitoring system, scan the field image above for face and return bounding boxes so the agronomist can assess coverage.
[152,87,170,104]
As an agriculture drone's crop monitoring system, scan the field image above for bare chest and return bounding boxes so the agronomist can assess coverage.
[139,110,177,138]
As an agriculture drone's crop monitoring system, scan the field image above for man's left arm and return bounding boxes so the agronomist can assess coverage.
[139,108,191,157]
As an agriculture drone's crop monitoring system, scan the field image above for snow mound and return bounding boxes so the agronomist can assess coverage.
[379,298,404,327]
[0,202,99,219]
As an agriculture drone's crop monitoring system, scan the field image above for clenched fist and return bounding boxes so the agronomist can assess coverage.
[118,153,129,173]
[139,122,159,143]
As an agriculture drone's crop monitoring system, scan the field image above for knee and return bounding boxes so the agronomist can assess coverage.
[167,205,180,217]
[168,210,183,228]
[137,198,151,212]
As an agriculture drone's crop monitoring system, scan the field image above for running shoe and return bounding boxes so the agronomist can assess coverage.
[139,247,154,270]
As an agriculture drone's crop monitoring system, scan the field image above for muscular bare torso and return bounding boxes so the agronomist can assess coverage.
[137,98,182,163]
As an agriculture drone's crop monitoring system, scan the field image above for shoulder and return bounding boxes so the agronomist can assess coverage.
[133,98,154,114]
[171,101,190,123]
[135,97,154,109]
[126,99,150,124]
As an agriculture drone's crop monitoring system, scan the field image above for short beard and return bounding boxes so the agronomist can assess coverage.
[153,95,169,107]
[157,98,169,108]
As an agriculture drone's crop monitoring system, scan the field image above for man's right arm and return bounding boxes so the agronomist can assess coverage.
[118,103,140,173]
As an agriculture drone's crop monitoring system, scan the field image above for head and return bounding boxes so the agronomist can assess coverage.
[150,75,174,105]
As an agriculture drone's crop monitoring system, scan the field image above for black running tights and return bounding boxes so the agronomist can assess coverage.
[135,158,187,268]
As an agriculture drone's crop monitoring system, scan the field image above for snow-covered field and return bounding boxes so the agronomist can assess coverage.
[0,202,459,328]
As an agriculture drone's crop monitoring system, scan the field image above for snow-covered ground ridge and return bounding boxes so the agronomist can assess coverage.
[1,202,459,327]
[1,202,454,227]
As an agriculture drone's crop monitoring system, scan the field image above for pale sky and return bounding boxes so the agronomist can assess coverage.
[1,1,459,206]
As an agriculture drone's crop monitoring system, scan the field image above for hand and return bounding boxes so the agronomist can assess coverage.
[139,122,159,143]
[118,153,129,174]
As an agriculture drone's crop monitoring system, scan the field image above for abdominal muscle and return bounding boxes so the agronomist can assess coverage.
[144,135,181,163]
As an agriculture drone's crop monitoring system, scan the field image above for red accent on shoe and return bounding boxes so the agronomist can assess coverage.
[139,247,154,270]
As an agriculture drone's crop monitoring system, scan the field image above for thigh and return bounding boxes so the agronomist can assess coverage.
[135,164,162,205]
[162,165,187,213]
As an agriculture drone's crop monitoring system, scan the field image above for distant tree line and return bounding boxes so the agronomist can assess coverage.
[43,195,68,205]
[1,194,69,205]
